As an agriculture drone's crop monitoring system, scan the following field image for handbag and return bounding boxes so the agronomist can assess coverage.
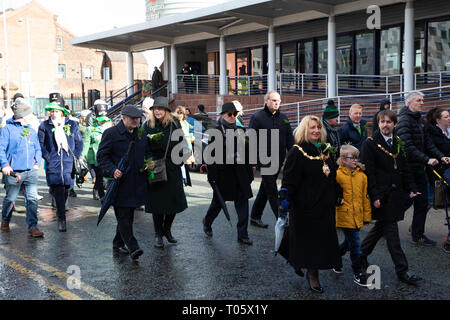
[68,145,89,179]
[433,180,450,209]
[148,123,172,184]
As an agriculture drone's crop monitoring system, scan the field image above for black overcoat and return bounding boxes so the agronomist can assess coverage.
[97,121,147,208]
[144,118,188,215]
[206,122,254,201]
[361,131,417,222]
[280,142,342,270]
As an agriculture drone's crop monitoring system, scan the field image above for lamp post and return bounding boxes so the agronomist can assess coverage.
[18,17,32,98]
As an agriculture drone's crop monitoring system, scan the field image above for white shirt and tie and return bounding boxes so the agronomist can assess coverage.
[381,132,393,148]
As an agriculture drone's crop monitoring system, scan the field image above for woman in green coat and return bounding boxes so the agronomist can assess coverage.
[81,100,112,200]
[143,97,188,249]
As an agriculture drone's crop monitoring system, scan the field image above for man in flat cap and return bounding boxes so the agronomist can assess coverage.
[0,98,43,237]
[97,105,148,260]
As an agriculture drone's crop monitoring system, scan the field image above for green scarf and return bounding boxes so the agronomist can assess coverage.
[309,141,322,149]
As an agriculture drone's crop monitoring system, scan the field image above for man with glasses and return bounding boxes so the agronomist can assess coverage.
[203,102,254,245]
[249,91,294,228]
[360,110,423,285]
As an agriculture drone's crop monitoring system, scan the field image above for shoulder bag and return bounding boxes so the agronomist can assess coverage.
[148,122,173,184]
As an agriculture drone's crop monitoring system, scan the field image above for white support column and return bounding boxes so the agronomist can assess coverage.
[404,0,415,92]
[170,44,177,94]
[127,52,134,95]
[163,46,170,81]
[219,35,227,96]
[267,25,276,92]
[327,14,336,98]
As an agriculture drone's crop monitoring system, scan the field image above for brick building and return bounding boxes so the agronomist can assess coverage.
[0,1,148,105]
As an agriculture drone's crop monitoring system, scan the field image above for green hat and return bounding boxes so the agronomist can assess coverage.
[323,100,339,120]
[45,102,70,116]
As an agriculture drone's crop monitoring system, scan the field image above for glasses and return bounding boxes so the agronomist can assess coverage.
[227,112,238,117]
[344,156,359,161]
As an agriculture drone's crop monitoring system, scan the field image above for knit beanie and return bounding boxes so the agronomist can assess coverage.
[12,98,33,119]
[323,100,339,120]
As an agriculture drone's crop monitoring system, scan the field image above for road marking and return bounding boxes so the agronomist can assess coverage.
[0,252,82,300]
[0,246,114,300]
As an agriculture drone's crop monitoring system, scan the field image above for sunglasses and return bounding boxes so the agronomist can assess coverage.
[227,112,238,117]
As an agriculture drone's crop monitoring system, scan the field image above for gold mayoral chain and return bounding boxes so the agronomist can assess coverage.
[375,142,399,169]
[294,145,331,177]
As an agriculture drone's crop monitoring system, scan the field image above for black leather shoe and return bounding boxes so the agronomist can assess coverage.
[250,218,269,228]
[398,272,423,285]
[295,268,305,277]
[238,237,253,245]
[69,189,77,198]
[306,272,323,293]
[58,219,67,232]
[113,246,129,254]
[202,218,213,237]
[130,248,143,260]
[164,231,178,244]
[154,236,164,248]
[93,189,100,200]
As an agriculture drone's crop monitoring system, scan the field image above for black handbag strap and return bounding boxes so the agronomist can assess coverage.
[162,122,173,161]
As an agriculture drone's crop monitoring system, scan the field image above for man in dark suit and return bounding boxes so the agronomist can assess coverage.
[360,110,422,286]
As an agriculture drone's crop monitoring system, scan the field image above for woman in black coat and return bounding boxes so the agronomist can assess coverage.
[142,97,188,249]
[280,115,342,293]
[202,102,254,244]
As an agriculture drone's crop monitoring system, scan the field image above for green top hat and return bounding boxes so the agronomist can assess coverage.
[45,102,70,116]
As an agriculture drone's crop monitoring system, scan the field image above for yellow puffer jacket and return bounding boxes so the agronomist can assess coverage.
[336,166,372,229]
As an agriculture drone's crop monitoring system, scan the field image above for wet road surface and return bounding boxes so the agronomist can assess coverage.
[0,169,449,300]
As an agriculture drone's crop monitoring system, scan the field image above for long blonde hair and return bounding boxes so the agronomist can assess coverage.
[145,107,175,128]
[293,115,327,144]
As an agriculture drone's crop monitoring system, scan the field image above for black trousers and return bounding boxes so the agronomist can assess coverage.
[403,171,429,240]
[92,165,105,199]
[360,220,409,275]
[152,214,176,237]
[250,171,280,220]
[205,192,249,239]
[113,206,139,253]
[51,185,69,220]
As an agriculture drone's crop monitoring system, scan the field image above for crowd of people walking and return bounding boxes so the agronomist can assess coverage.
[0,88,449,295]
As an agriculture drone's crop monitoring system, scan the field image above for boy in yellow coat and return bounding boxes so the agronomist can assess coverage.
[335,144,371,286]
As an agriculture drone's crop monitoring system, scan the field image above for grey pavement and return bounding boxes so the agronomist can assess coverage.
[0,168,449,300]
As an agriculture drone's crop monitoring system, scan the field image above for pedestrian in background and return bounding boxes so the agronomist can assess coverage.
[38,102,83,232]
[81,100,112,201]
[202,102,254,245]
[396,91,450,246]
[372,99,391,134]
[339,104,368,151]
[279,115,342,293]
[249,91,294,228]
[97,105,147,260]
[321,99,341,161]
[360,110,423,285]
[334,144,371,287]
[0,99,43,237]
[143,97,188,249]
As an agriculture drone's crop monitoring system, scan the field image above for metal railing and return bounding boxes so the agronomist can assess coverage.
[177,74,220,95]
[336,74,403,96]
[279,73,327,97]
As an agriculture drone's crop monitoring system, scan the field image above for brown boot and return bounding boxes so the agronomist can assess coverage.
[28,228,44,238]
[1,221,10,232]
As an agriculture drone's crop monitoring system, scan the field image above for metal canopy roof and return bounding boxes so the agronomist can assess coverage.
[71,0,404,52]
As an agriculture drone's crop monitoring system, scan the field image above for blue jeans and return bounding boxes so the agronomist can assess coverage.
[339,228,362,275]
[1,169,39,231]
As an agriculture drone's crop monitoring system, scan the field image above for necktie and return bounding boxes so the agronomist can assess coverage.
[387,138,392,147]
[356,125,361,135]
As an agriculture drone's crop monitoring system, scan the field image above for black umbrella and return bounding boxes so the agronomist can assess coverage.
[97,141,135,226]
[208,180,232,227]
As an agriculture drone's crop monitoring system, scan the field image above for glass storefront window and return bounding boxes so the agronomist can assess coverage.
[251,48,263,75]
[318,39,328,74]
[281,42,296,73]
[336,35,352,74]
[380,27,401,75]
[402,24,425,72]
[226,52,236,94]
[428,20,450,71]
[298,41,313,73]
[356,32,374,75]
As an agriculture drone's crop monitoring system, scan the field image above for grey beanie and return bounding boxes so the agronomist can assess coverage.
[12,98,33,119]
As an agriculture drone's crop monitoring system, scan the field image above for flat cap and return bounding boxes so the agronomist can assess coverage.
[121,105,143,118]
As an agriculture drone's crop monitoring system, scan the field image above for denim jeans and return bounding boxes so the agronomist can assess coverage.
[1,169,39,231]
[339,228,362,275]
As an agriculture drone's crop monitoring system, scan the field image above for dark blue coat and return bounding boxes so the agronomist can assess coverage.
[38,117,83,186]
[338,118,368,151]
[97,121,147,208]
